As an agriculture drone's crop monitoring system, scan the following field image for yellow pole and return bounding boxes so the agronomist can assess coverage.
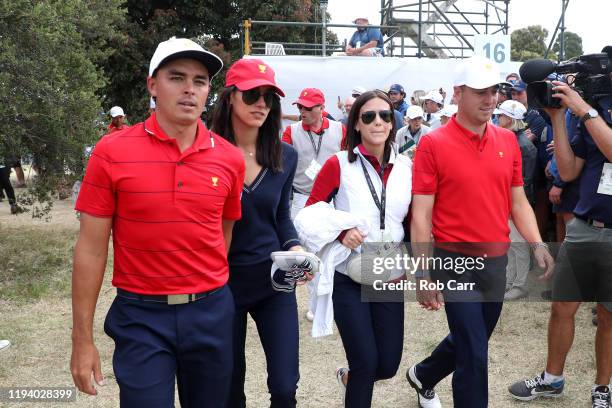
[244,19,251,55]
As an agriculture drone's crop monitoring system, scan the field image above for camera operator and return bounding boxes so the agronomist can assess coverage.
[509,82,612,408]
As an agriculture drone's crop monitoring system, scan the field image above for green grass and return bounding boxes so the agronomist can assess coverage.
[0,226,77,303]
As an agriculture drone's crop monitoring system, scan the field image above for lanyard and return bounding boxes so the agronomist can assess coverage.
[358,156,386,231]
[307,130,323,158]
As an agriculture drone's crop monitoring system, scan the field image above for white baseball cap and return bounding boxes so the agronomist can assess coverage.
[405,105,424,119]
[109,106,125,118]
[351,86,367,96]
[493,100,526,120]
[149,37,223,78]
[424,90,444,105]
[439,104,458,118]
[454,56,506,90]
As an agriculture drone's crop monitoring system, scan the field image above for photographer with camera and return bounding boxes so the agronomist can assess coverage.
[508,58,612,406]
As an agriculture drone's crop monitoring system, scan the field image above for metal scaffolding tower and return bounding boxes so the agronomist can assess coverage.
[380,0,510,58]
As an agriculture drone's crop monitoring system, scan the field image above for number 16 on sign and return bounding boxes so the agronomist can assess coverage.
[473,34,511,64]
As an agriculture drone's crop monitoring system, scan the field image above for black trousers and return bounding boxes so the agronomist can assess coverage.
[0,166,15,203]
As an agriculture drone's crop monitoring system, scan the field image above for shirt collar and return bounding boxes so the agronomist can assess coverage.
[449,115,490,143]
[355,144,396,171]
[301,116,329,134]
[144,112,212,151]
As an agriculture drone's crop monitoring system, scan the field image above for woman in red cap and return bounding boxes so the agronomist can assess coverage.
[211,58,306,408]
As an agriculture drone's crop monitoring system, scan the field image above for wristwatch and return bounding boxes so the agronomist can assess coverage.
[581,108,599,123]
[530,242,549,252]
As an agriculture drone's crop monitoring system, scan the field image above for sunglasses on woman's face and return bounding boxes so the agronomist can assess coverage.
[241,88,276,108]
[360,109,393,125]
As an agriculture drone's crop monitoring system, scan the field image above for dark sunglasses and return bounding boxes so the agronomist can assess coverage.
[360,110,393,125]
[296,104,319,112]
[241,88,276,108]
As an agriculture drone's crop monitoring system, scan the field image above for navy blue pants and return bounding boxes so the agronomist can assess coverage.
[333,272,404,408]
[416,250,507,408]
[104,285,234,408]
[227,260,299,408]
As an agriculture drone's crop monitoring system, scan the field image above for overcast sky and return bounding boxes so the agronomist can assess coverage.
[327,0,611,56]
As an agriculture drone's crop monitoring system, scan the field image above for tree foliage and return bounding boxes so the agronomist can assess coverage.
[510,25,549,62]
[102,0,338,122]
[553,31,583,60]
[0,0,125,215]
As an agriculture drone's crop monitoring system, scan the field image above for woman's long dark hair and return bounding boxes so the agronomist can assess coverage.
[211,86,283,172]
[345,90,396,164]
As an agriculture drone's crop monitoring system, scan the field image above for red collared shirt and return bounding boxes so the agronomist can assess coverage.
[76,113,245,294]
[412,116,523,244]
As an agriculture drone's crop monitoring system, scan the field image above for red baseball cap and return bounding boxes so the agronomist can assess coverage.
[292,88,325,108]
[225,58,285,96]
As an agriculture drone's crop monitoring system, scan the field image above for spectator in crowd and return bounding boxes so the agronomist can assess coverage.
[282,88,345,219]
[547,110,581,243]
[438,104,458,127]
[494,100,537,300]
[506,72,520,83]
[337,86,367,117]
[70,37,244,406]
[511,79,553,239]
[410,89,427,108]
[211,58,305,408]
[395,105,430,156]
[306,90,411,407]
[408,56,553,408]
[346,17,384,57]
[0,158,20,214]
[351,86,367,98]
[4,156,25,188]
[508,81,612,408]
[388,84,408,116]
[339,96,356,125]
[423,90,444,129]
[108,106,128,133]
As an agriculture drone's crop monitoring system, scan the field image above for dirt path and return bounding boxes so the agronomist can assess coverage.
[0,200,599,407]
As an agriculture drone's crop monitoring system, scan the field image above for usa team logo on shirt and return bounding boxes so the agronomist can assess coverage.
[211,176,219,187]
[498,151,504,158]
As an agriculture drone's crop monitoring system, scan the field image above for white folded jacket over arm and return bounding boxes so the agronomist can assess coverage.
[293,201,370,337]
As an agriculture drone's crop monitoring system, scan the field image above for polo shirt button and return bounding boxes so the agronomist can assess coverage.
[177,181,183,187]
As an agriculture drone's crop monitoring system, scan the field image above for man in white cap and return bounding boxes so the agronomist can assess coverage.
[407,56,554,408]
[108,106,128,133]
[395,105,430,156]
[423,90,444,129]
[70,37,244,406]
[438,104,458,126]
[346,17,384,56]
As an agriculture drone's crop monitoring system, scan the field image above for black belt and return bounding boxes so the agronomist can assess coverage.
[117,287,222,305]
[575,215,612,229]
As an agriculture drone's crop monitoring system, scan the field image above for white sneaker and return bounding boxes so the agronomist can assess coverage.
[504,287,527,301]
[406,365,442,408]
[305,310,314,322]
[0,340,10,352]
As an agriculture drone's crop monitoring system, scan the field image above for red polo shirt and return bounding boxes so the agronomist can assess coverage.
[76,113,245,294]
[412,116,523,244]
